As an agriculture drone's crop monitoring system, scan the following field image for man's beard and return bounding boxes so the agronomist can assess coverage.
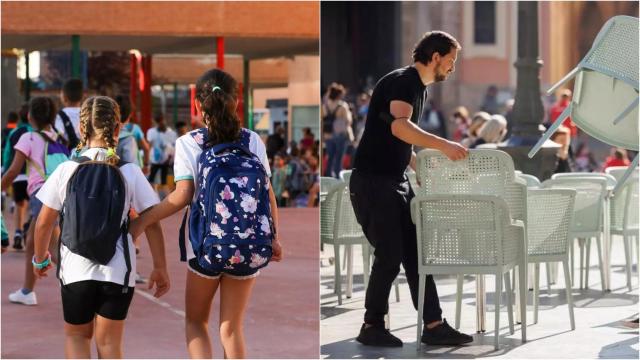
[434,63,447,82]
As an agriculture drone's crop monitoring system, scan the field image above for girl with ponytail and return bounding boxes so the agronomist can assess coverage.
[129,68,282,358]
[30,96,170,358]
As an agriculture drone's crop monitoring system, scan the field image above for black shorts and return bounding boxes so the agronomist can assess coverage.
[11,181,29,203]
[61,280,135,325]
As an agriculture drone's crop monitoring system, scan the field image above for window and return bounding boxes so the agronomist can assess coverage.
[474,1,496,45]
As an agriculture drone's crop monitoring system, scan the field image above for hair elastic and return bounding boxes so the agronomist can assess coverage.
[211,85,222,93]
[106,148,116,157]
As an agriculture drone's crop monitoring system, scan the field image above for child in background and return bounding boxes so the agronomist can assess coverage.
[32,96,169,358]
[271,153,289,206]
[1,97,68,306]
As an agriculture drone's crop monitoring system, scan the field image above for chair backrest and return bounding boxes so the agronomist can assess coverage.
[526,189,576,257]
[416,149,526,221]
[609,171,639,231]
[542,177,608,235]
[412,194,518,267]
[320,177,342,194]
[606,166,638,182]
[332,182,365,241]
[339,169,352,183]
[320,181,341,241]
[580,15,639,89]
[552,172,617,188]
[517,173,542,188]
[570,70,639,150]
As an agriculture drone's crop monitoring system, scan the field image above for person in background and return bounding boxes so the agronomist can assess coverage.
[450,106,469,143]
[114,94,150,175]
[550,125,574,173]
[54,79,84,151]
[271,153,289,207]
[2,105,32,251]
[469,114,507,149]
[574,143,599,172]
[480,85,500,114]
[549,89,577,139]
[322,82,353,178]
[602,147,631,171]
[146,112,178,197]
[176,121,188,137]
[418,100,447,140]
[299,127,315,153]
[460,111,490,148]
[266,125,286,163]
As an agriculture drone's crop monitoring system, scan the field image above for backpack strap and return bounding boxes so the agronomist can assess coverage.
[121,216,132,292]
[178,207,189,262]
[58,110,79,150]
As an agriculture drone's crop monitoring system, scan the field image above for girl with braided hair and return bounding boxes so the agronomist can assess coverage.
[30,96,170,358]
[129,68,282,358]
[1,96,66,306]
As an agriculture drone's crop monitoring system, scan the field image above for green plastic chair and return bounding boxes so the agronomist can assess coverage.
[412,194,527,350]
[542,177,609,291]
[606,167,639,291]
[320,182,371,305]
[517,173,542,188]
[529,16,639,193]
[338,169,352,183]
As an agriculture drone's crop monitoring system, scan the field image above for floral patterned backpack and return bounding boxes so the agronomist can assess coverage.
[179,128,275,272]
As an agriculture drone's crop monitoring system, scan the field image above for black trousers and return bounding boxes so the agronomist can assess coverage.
[349,169,442,326]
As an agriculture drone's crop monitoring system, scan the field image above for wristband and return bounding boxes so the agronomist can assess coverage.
[32,252,51,269]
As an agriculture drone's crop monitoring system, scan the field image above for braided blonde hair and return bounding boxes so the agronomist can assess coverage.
[78,96,121,166]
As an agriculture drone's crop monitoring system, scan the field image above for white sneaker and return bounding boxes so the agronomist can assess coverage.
[8,289,37,305]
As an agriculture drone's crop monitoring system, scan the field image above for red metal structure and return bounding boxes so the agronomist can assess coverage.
[140,54,152,132]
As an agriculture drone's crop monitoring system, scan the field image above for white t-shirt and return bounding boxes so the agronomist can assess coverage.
[54,107,81,142]
[147,127,178,164]
[36,148,160,287]
[173,128,271,260]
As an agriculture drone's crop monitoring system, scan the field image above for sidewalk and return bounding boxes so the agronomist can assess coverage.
[2,207,319,359]
[321,241,639,359]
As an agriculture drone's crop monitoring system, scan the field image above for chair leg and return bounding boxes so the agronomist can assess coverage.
[563,258,576,330]
[595,235,606,292]
[533,263,540,324]
[494,272,502,351]
[519,262,527,343]
[504,272,514,335]
[570,241,575,289]
[623,235,633,292]
[417,273,426,351]
[546,263,552,296]
[394,278,400,303]
[334,244,342,305]
[455,274,464,329]
[578,238,585,289]
[515,268,521,325]
[585,238,591,289]
[362,243,370,293]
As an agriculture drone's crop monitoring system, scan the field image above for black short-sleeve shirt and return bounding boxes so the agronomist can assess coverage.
[353,66,427,178]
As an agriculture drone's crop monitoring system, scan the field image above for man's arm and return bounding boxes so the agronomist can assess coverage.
[389,100,467,161]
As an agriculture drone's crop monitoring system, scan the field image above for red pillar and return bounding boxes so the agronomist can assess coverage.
[217,37,224,69]
[190,84,197,128]
[129,53,138,122]
[140,54,152,133]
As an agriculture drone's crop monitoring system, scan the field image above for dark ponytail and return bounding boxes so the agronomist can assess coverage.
[195,69,241,147]
[28,96,57,130]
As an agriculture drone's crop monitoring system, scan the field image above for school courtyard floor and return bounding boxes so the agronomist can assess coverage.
[321,242,639,359]
[1,207,319,359]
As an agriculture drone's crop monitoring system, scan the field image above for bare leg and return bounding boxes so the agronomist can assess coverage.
[185,270,220,359]
[219,276,256,359]
[94,315,126,359]
[64,321,94,358]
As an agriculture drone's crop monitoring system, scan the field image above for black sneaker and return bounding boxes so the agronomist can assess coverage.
[421,319,473,346]
[356,324,403,347]
[13,231,23,250]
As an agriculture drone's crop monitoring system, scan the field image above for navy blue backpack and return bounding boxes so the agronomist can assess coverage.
[179,129,274,272]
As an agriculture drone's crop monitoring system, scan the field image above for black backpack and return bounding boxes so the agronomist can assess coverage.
[57,157,132,291]
[58,110,80,151]
[322,104,339,135]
